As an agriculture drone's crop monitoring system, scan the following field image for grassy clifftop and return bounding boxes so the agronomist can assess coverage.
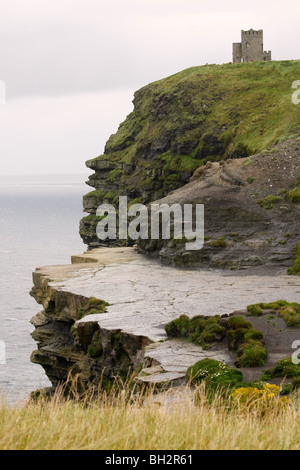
[81,60,300,247]
[92,60,300,171]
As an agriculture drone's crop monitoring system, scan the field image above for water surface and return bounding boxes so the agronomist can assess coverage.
[0,175,88,402]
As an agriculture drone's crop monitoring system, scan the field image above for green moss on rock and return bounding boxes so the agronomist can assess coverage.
[247,304,263,316]
[81,61,300,248]
[238,340,268,367]
[78,297,110,320]
[247,300,300,327]
[187,359,244,393]
[288,242,300,276]
[166,313,267,367]
[287,178,300,203]
[257,194,283,210]
[87,331,103,358]
[165,315,226,348]
[209,236,227,248]
[262,357,300,380]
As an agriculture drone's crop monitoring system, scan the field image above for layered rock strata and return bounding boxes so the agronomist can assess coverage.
[30,248,300,392]
[80,61,300,253]
[137,139,300,268]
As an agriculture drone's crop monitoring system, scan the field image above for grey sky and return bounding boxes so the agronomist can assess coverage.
[0,0,299,175]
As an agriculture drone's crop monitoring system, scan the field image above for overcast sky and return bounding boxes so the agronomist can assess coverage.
[0,0,299,176]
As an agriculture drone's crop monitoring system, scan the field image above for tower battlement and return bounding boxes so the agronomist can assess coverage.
[233,29,272,63]
[242,29,263,36]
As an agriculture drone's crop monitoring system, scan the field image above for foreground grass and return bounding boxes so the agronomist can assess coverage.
[1,383,300,450]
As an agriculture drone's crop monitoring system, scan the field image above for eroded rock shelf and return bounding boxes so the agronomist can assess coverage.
[30,247,300,392]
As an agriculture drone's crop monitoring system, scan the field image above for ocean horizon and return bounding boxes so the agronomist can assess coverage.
[0,174,89,403]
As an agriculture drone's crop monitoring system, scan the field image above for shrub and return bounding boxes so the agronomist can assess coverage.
[247,304,263,316]
[238,340,268,367]
[166,314,266,367]
[165,315,225,348]
[165,315,190,338]
[281,377,300,396]
[280,312,300,328]
[262,357,300,380]
[187,359,244,393]
[188,316,206,334]
[227,328,249,351]
[200,322,226,344]
[226,316,253,350]
[227,316,252,330]
[244,328,264,342]
[232,384,288,413]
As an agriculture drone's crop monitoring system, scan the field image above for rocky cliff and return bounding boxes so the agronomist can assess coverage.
[80,61,300,251]
[29,248,300,394]
[137,138,300,268]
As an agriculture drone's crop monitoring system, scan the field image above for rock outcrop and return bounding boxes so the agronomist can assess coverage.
[29,248,300,393]
[137,138,300,268]
[80,61,300,249]
[29,61,300,395]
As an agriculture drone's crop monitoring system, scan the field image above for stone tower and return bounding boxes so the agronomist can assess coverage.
[233,29,271,63]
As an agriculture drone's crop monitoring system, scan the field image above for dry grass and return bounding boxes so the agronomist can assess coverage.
[1,378,300,450]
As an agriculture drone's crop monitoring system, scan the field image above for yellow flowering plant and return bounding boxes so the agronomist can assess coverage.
[231,384,289,412]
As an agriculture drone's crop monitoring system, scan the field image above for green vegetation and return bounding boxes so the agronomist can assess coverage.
[238,340,268,367]
[187,359,244,394]
[281,377,300,395]
[165,315,226,349]
[78,297,110,320]
[87,331,103,358]
[79,214,105,240]
[261,357,300,381]
[2,377,300,450]
[247,304,263,316]
[287,178,300,203]
[190,317,226,347]
[165,314,267,367]
[209,236,227,248]
[81,61,300,246]
[105,61,300,166]
[85,61,300,202]
[226,316,267,367]
[247,300,300,328]
[288,242,300,276]
[257,194,283,210]
[83,189,106,199]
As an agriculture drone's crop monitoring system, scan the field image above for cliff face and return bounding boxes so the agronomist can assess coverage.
[29,248,300,394]
[29,256,153,391]
[137,138,300,269]
[80,61,300,249]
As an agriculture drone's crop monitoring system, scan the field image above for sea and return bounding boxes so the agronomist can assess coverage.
[0,174,89,403]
